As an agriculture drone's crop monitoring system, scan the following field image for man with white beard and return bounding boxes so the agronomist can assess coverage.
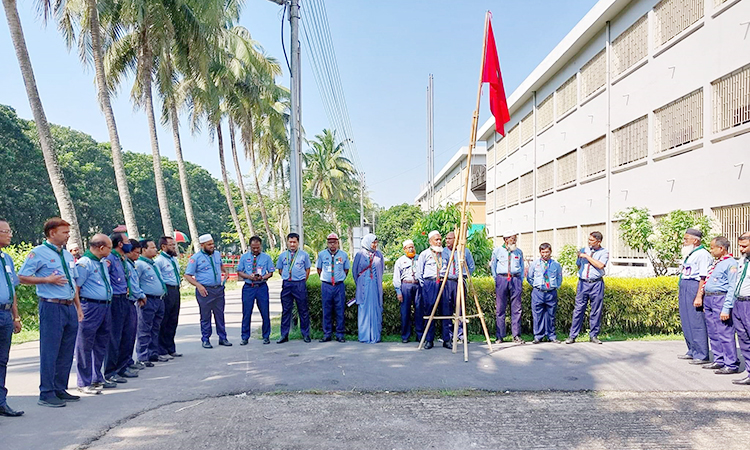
[415,231,443,349]
[677,228,713,365]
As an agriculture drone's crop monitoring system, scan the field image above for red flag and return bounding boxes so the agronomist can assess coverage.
[481,18,510,136]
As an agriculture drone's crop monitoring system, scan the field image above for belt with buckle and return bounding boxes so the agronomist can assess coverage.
[704,291,727,296]
[580,278,603,283]
[401,280,417,284]
[80,297,111,305]
[0,303,12,311]
[737,296,750,302]
[40,298,74,306]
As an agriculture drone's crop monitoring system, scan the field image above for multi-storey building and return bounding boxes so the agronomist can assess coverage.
[479,0,749,275]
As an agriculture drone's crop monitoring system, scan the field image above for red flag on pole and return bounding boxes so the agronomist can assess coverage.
[481,18,510,136]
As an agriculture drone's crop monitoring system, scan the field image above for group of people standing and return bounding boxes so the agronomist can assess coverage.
[677,229,750,385]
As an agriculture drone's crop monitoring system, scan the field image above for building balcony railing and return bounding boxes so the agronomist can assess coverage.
[470,165,486,191]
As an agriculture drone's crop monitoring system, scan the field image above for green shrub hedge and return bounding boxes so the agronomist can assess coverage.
[305,274,681,337]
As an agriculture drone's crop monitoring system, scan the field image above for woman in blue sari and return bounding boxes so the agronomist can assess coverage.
[352,234,384,344]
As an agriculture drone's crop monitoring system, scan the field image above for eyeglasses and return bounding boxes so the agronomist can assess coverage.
[0,230,12,235]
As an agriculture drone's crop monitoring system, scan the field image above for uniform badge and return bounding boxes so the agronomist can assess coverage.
[731,266,738,273]
[28,252,35,259]
[189,258,195,264]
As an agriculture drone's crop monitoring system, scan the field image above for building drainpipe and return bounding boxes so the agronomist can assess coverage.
[605,21,612,259]
[532,91,538,256]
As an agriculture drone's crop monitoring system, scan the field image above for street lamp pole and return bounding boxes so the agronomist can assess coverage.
[288,0,304,246]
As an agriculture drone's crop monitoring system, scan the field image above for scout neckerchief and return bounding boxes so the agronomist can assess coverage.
[287,250,298,281]
[358,250,375,279]
[503,244,511,281]
[736,257,749,298]
[409,256,416,281]
[83,250,112,299]
[706,254,733,283]
[0,251,14,300]
[43,241,75,295]
[202,251,219,285]
[584,246,603,279]
[161,251,181,285]
[542,258,551,289]
[139,256,166,293]
[328,250,337,285]
[679,245,705,282]
[250,251,260,285]
[114,251,133,295]
[431,249,442,284]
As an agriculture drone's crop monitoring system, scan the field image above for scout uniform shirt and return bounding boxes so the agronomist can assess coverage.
[185,251,224,287]
[135,257,166,297]
[0,250,19,305]
[125,258,145,302]
[416,248,443,285]
[19,242,78,300]
[440,247,475,279]
[680,245,713,282]
[106,252,129,296]
[727,256,750,312]
[316,249,350,284]
[236,251,275,285]
[75,254,113,301]
[527,257,564,290]
[577,246,609,281]
[703,255,739,315]
[490,245,524,277]
[276,249,311,281]
[393,255,417,296]
[155,252,181,287]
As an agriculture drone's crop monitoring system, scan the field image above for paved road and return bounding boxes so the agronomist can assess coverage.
[4,279,750,449]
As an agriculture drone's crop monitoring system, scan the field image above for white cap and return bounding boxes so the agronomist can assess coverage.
[68,242,79,250]
[198,234,213,244]
[428,230,440,239]
[502,229,518,238]
[402,239,414,248]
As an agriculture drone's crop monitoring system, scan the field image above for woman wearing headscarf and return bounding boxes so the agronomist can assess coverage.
[352,233,384,343]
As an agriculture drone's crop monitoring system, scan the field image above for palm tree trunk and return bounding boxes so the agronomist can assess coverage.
[86,0,139,238]
[169,104,200,252]
[3,0,84,249]
[217,124,247,252]
[242,130,276,249]
[142,54,173,236]
[228,118,256,238]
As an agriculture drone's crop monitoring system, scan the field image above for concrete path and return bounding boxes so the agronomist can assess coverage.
[3,279,750,449]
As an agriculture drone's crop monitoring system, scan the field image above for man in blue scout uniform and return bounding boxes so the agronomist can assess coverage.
[676,228,712,364]
[19,217,83,408]
[728,232,750,385]
[491,229,524,344]
[440,231,475,349]
[415,230,443,349]
[0,219,23,416]
[184,234,231,349]
[317,233,350,343]
[393,239,419,344]
[276,232,312,344]
[698,236,740,374]
[527,243,563,344]
[74,234,115,395]
[103,232,138,385]
[125,241,147,371]
[135,239,167,363]
[237,236,275,345]
[566,231,609,345]
[155,236,182,358]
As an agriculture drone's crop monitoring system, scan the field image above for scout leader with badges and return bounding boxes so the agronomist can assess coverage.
[124,241,147,372]
[697,236,740,375]
[677,228,713,364]
[526,243,563,344]
[236,236,275,345]
[490,230,524,344]
[18,217,83,408]
[440,231,475,349]
[316,233,350,343]
[0,219,23,417]
[184,234,232,349]
[566,231,609,345]
[135,239,167,365]
[415,230,443,349]
[728,232,750,385]
[154,236,182,358]
[393,239,419,344]
[276,233,312,344]
[74,234,115,395]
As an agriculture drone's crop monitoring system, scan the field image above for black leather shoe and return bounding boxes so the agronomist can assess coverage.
[143,361,155,367]
[303,336,312,343]
[590,337,603,344]
[169,352,183,357]
[219,339,232,346]
[689,359,711,365]
[443,341,453,350]
[56,390,80,402]
[0,404,24,416]
[336,337,346,343]
[276,336,289,344]
[424,341,434,349]
[38,396,66,408]
[702,362,724,370]
[263,338,271,344]
[202,341,213,349]
[240,339,249,345]
[715,366,740,375]
[319,336,332,343]
[677,354,694,360]
[732,376,750,385]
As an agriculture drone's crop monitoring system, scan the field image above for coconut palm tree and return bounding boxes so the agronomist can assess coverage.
[303,129,357,202]
[228,117,256,238]
[2,0,84,249]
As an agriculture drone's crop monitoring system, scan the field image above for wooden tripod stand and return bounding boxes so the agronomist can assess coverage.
[417,12,495,362]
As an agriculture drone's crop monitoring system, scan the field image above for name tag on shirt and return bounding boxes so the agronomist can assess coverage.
[5,266,11,274]
[69,261,76,269]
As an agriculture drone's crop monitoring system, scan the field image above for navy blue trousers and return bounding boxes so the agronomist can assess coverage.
[419,281,439,343]
[0,310,11,406]
[280,280,310,338]
[75,300,111,387]
[442,279,467,342]
[321,282,346,339]
[104,294,135,378]
[400,282,419,341]
[678,279,708,360]
[704,293,738,369]
[495,275,523,339]
[38,301,78,398]
[569,279,605,339]
[158,285,181,355]
[196,286,227,342]
[531,288,558,341]
[241,283,270,340]
[137,295,164,361]
[733,300,750,375]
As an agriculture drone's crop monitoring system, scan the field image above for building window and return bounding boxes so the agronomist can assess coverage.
[581,136,606,178]
[611,14,648,78]
[496,184,507,210]
[507,124,520,155]
[612,115,649,167]
[520,111,534,145]
[537,230,554,248]
[520,171,533,202]
[581,223,606,247]
[556,150,577,188]
[537,162,554,195]
[507,178,519,206]
[487,189,495,213]
[496,135,508,162]
[556,75,578,118]
[654,88,703,154]
[712,203,750,249]
[580,48,606,98]
[612,221,648,259]
[518,232,533,259]
[712,64,750,133]
[487,143,495,169]
[537,94,554,131]
[556,227,578,251]
[654,0,704,47]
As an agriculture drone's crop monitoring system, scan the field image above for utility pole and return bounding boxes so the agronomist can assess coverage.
[360,172,365,234]
[427,74,434,211]
[289,0,304,245]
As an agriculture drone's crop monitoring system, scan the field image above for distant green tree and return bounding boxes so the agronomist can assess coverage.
[377,204,424,262]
